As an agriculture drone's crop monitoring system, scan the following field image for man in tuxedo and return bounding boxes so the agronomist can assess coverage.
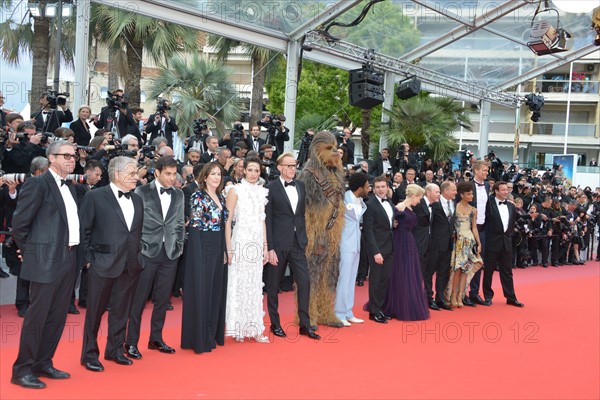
[125,157,185,358]
[393,168,417,203]
[482,181,524,307]
[245,125,266,153]
[2,121,45,174]
[363,175,394,324]
[126,107,145,145]
[265,152,319,340]
[146,100,178,148]
[467,160,491,307]
[414,183,440,309]
[10,140,80,389]
[80,156,144,372]
[420,170,438,188]
[373,148,395,177]
[200,136,220,164]
[427,181,456,311]
[32,93,73,134]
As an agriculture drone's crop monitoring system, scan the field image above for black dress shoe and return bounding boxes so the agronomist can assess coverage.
[17,307,28,318]
[369,313,388,324]
[356,279,365,287]
[148,340,175,354]
[299,327,321,339]
[429,300,441,311]
[484,298,493,306]
[0,269,9,278]
[542,264,548,268]
[33,367,70,379]
[82,360,104,372]
[462,297,476,307]
[68,304,80,315]
[270,325,286,338]
[471,295,488,306]
[436,300,454,311]
[105,353,133,365]
[507,299,525,307]
[125,345,142,359]
[310,325,318,331]
[378,311,392,320]
[11,374,46,389]
[166,303,174,311]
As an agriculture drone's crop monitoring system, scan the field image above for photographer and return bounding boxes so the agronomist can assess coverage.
[186,118,210,153]
[93,89,134,139]
[245,125,265,153]
[260,144,278,181]
[2,121,45,174]
[32,91,73,134]
[297,129,315,169]
[0,92,8,129]
[126,107,146,145]
[513,197,532,268]
[549,199,567,266]
[185,148,201,167]
[200,136,220,164]
[258,114,289,158]
[337,127,355,164]
[394,143,418,174]
[221,121,246,150]
[146,98,178,148]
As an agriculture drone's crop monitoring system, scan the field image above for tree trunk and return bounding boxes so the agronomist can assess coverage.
[31,13,51,104]
[108,47,119,92]
[249,51,266,126]
[361,108,372,159]
[124,31,143,108]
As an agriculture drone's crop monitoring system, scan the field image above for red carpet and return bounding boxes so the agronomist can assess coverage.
[1,263,599,399]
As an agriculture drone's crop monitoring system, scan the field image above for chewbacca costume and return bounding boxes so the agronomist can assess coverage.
[298,131,345,328]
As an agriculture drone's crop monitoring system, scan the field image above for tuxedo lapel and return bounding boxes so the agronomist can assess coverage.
[149,181,163,218]
[103,188,128,229]
[43,172,68,225]
[275,180,293,214]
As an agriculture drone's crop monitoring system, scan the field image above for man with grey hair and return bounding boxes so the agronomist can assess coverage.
[29,156,50,175]
[158,146,174,158]
[80,156,144,372]
[414,183,440,309]
[121,134,139,152]
[10,140,79,389]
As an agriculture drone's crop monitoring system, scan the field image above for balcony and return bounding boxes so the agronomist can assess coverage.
[468,121,597,137]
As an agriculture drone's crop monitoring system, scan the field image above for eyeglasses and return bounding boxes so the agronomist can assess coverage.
[281,164,297,168]
[54,153,78,160]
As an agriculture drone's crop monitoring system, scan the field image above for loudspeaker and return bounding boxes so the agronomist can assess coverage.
[396,78,421,100]
[349,83,384,109]
[349,68,384,85]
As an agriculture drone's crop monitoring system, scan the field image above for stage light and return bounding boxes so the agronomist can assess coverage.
[524,93,545,122]
[527,6,573,55]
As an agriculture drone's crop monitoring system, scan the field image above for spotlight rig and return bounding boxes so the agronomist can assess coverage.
[526,1,572,55]
[523,93,545,122]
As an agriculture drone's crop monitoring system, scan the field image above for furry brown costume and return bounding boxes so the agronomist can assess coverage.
[298,131,345,327]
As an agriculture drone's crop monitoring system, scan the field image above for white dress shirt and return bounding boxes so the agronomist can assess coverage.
[475,180,488,224]
[377,196,394,228]
[154,180,172,221]
[49,169,80,245]
[110,183,134,231]
[495,197,509,232]
[280,177,298,214]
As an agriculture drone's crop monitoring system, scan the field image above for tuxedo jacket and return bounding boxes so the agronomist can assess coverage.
[0,109,7,128]
[265,179,308,251]
[134,181,185,260]
[94,106,135,138]
[485,197,516,253]
[413,198,432,256]
[362,196,394,258]
[373,157,394,177]
[79,185,144,278]
[430,199,454,252]
[340,190,367,254]
[70,118,92,146]
[246,136,266,153]
[10,172,78,283]
[182,181,198,221]
[466,180,491,208]
[32,108,73,133]
[1,141,45,173]
[199,151,217,164]
[126,121,145,144]
[146,114,179,147]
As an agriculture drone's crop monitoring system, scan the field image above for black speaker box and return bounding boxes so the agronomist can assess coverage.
[349,83,384,109]
[396,78,421,99]
[349,68,384,85]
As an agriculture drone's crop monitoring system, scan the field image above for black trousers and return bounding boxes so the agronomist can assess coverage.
[551,234,560,263]
[368,254,392,315]
[267,241,310,329]
[126,246,178,346]
[356,233,370,281]
[538,236,550,265]
[469,225,486,298]
[15,275,30,311]
[12,248,77,378]
[483,248,517,302]
[425,248,451,303]
[81,265,141,363]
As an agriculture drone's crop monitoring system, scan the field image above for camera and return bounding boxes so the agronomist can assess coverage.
[106,91,128,111]
[156,98,171,114]
[141,145,156,159]
[297,130,314,168]
[186,173,194,185]
[76,145,96,155]
[0,128,26,144]
[193,118,208,135]
[230,123,244,142]
[45,90,69,109]
[65,174,86,184]
[1,172,28,185]
[257,114,284,131]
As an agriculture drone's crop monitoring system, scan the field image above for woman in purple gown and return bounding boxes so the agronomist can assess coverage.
[383,184,430,321]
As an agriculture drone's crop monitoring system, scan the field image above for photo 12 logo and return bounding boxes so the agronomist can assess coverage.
[401,321,540,344]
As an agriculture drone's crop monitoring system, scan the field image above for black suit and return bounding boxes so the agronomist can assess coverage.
[146,114,179,148]
[246,135,266,153]
[126,120,145,145]
[266,127,289,158]
[182,181,198,221]
[70,118,92,146]
[482,197,518,303]
[0,108,7,128]
[94,107,135,139]
[199,151,217,164]
[11,172,79,379]
[126,182,185,347]
[265,179,311,329]
[1,141,46,173]
[426,199,454,303]
[32,108,73,133]
[392,180,416,204]
[413,198,432,273]
[467,180,490,299]
[363,196,394,315]
[373,157,395,177]
[80,185,144,363]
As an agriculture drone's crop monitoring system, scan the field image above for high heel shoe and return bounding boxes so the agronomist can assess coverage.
[254,335,270,344]
[457,297,464,308]
[450,295,458,308]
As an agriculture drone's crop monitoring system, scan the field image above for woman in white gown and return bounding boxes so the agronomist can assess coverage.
[224,156,269,343]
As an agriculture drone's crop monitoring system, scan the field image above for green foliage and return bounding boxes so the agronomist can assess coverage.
[380,93,472,163]
[293,113,338,147]
[149,53,241,138]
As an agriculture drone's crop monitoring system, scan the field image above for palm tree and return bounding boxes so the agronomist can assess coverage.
[381,93,471,163]
[149,53,241,138]
[294,113,338,147]
[92,5,200,107]
[206,35,280,127]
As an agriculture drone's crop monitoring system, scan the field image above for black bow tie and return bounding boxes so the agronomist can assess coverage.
[160,187,173,195]
[118,190,131,199]
[284,181,296,187]
[60,179,67,186]
[381,198,387,203]
[43,111,50,115]
[427,203,432,208]
[498,200,507,205]
[254,138,259,141]
[475,181,485,187]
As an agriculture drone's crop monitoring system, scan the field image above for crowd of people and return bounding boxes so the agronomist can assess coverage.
[1,90,599,390]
